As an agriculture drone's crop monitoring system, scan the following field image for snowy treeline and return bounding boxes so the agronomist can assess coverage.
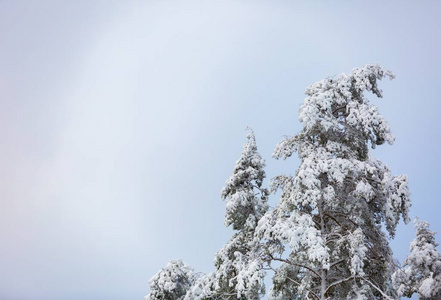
[145,65,441,300]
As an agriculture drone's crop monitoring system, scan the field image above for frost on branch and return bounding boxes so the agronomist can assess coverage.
[347,228,368,276]
[213,232,265,299]
[392,218,441,299]
[145,260,195,300]
[256,209,329,268]
[382,173,411,237]
[298,64,395,149]
[269,262,313,300]
[184,273,216,300]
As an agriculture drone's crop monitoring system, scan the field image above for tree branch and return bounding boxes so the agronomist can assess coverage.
[324,276,354,297]
[324,212,349,231]
[329,259,345,268]
[266,254,321,279]
[360,276,394,300]
[324,275,394,300]
[266,264,320,300]
[285,276,321,300]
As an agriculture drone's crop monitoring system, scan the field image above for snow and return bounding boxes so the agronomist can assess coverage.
[145,65,423,299]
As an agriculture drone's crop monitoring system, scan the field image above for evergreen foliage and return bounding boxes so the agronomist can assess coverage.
[257,64,410,300]
[393,219,441,299]
[145,64,439,299]
[212,130,269,299]
[145,260,195,300]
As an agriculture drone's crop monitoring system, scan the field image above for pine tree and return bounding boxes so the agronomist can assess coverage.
[392,218,441,299]
[145,259,195,300]
[256,64,411,299]
[211,129,269,299]
[148,131,269,300]
[145,65,416,299]
[184,272,217,300]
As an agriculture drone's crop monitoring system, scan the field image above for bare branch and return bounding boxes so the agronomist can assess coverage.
[324,212,348,231]
[329,259,345,268]
[324,276,354,296]
[266,254,321,279]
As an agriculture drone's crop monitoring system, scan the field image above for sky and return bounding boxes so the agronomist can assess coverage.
[0,1,440,299]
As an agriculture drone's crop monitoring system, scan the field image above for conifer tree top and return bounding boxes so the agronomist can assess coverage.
[393,218,441,299]
[221,129,268,231]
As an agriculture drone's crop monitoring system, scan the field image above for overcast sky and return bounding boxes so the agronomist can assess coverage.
[1,1,440,299]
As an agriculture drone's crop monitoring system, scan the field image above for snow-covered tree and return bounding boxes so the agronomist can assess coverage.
[146,132,269,300]
[221,129,269,232]
[211,130,269,299]
[184,272,217,300]
[145,260,195,300]
[145,64,419,300]
[392,218,441,299]
[256,64,411,299]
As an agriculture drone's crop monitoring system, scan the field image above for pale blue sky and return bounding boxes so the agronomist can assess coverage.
[0,1,440,299]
